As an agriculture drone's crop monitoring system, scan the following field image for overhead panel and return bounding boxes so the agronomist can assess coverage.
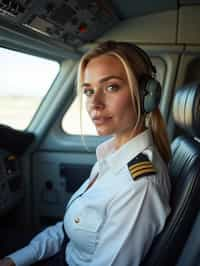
[178,6,200,44]
[111,0,177,19]
[0,0,119,47]
[180,0,200,4]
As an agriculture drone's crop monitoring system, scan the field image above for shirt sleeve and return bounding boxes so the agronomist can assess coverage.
[8,221,64,266]
[88,177,171,266]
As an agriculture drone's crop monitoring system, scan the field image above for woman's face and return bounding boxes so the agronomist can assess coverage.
[82,54,138,145]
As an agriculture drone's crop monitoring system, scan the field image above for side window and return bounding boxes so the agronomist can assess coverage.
[62,57,166,136]
[0,47,59,130]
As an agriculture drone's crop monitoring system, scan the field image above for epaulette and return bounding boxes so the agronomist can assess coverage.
[128,153,156,181]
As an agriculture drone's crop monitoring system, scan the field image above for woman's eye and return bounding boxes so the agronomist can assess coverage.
[106,84,119,92]
[83,88,94,97]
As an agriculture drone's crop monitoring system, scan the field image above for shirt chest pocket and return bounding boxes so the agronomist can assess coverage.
[66,204,104,256]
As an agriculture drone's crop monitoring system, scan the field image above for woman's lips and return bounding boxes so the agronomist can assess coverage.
[92,116,112,125]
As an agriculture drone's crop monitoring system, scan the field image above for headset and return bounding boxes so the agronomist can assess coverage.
[131,43,162,113]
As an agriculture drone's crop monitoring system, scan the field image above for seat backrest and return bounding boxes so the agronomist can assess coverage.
[176,208,200,266]
[141,83,200,266]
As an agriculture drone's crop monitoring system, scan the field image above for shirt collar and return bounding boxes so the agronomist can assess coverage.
[96,129,154,175]
[96,136,115,161]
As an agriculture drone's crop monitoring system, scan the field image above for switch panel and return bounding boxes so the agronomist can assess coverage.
[0,151,24,215]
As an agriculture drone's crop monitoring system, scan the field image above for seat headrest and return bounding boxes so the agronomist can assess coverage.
[173,83,200,138]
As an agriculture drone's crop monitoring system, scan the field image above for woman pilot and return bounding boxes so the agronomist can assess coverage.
[0,41,171,266]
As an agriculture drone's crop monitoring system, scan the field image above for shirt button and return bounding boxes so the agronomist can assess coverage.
[74,217,80,224]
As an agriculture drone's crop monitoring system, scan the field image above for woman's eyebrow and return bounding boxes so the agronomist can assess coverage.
[81,75,123,87]
[99,75,124,83]
[81,82,90,87]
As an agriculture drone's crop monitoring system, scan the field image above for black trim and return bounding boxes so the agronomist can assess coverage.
[0,124,35,155]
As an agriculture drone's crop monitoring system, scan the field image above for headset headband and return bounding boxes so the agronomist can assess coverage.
[130,43,156,76]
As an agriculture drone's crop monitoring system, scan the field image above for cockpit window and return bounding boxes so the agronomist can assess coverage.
[0,47,59,130]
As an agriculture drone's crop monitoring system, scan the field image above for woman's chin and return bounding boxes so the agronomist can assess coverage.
[96,127,113,136]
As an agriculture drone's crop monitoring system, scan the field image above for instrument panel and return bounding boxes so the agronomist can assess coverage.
[0,150,24,215]
[0,125,35,216]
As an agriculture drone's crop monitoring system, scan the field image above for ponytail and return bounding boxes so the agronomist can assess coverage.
[148,109,171,164]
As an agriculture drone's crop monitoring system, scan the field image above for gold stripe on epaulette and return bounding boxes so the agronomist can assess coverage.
[131,167,156,177]
[130,164,155,173]
[130,166,156,176]
[129,161,152,171]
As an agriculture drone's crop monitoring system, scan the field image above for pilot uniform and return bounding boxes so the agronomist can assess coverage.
[9,129,171,266]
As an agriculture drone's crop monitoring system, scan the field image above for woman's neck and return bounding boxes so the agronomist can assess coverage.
[114,125,146,150]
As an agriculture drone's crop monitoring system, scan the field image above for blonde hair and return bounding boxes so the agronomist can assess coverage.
[77,41,171,164]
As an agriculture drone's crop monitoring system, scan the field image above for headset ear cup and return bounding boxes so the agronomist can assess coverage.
[143,78,161,113]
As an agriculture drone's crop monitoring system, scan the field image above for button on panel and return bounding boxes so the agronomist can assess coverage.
[74,217,80,224]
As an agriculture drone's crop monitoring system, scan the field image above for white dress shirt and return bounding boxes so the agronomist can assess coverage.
[9,129,171,266]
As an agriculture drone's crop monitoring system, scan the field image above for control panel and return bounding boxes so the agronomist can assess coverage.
[32,151,95,226]
[0,150,24,215]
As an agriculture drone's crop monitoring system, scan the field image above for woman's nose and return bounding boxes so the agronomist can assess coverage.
[90,90,105,109]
